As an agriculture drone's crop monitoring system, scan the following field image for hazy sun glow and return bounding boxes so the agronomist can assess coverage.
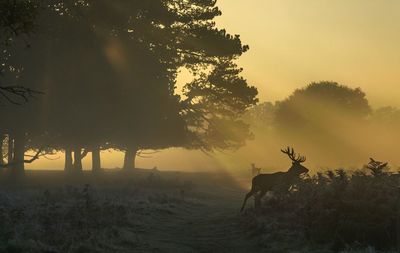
[216,0,400,107]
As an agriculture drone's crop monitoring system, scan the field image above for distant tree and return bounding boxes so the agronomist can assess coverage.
[275,81,371,134]
[272,81,371,163]
[183,60,258,151]
[242,102,277,130]
[367,106,400,154]
[372,106,400,128]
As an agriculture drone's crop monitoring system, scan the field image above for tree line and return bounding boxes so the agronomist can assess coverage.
[244,81,399,166]
[0,0,258,176]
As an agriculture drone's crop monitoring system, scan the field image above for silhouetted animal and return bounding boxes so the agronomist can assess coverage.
[251,163,261,177]
[240,147,309,212]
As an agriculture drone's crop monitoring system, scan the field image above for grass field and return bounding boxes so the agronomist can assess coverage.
[0,169,398,253]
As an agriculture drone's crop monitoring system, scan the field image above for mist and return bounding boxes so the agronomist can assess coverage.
[231,82,400,175]
[1,1,399,252]
[26,81,400,179]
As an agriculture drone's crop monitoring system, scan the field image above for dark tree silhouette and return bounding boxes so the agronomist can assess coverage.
[0,0,258,173]
[0,0,40,103]
[0,0,38,39]
[183,60,258,151]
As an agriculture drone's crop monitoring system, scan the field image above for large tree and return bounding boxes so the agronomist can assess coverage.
[2,0,258,173]
[118,0,258,167]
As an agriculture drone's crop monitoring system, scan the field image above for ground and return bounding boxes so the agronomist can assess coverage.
[0,169,262,253]
[0,169,396,253]
[133,174,258,253]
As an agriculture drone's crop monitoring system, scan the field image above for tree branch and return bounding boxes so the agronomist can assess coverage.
[81,149,90,159]
[0,148,44,168]
[0,86,43,105]
[23,148,44,164]
[136,149,160,158]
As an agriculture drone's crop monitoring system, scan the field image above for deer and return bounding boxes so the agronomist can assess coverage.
[240,147,309,212]
[251,163,261,177]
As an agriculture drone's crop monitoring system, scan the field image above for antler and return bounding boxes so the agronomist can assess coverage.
[368,158,387,170]
[281,146,306,163]
[367,157,388,177]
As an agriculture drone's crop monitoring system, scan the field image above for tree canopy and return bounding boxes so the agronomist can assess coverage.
[0,0,258,174]
[275,81,371,133]
[0,0,41,103]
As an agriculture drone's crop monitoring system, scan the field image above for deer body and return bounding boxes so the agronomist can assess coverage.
[240,147,309,212]
[252,169,300,192]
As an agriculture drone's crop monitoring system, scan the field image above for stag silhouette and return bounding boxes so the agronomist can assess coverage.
[240,147,309,212]
[251,163,261,177]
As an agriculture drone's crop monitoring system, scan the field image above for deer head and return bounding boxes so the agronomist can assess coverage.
[281,146,309,175]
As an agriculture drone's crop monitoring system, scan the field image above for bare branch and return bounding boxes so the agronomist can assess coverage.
[81,149,90,159]
[42,155,60,161]
[136,149,160,158]
[23,148,44,164]
[0,148,43,168]
[0,86,43,105]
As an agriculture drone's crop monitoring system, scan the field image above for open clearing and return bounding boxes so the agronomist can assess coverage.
[0,169,263,253]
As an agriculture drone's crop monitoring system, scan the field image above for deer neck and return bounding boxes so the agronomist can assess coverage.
[286,167,299,177]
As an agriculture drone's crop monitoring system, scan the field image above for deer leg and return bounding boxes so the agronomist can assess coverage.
[240,190,256,212]
[254,194,261,209]
[259,190,268,199]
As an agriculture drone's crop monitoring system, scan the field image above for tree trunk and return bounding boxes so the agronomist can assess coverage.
[92,146,101,172]
[123,146,138,170]
[7,134,13,164]
[12,132,25,176]
[0,134,5,165]
[73,146,83,172]
[64,147,73,172]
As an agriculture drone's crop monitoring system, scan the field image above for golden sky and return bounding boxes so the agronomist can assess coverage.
[27,0,400,171]
[216,0,400,107]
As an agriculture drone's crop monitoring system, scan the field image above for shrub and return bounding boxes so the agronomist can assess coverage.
[243,167,400,252]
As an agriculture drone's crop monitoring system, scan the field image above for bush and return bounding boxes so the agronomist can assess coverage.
[0,180,192,253]
[243,167,400,252]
